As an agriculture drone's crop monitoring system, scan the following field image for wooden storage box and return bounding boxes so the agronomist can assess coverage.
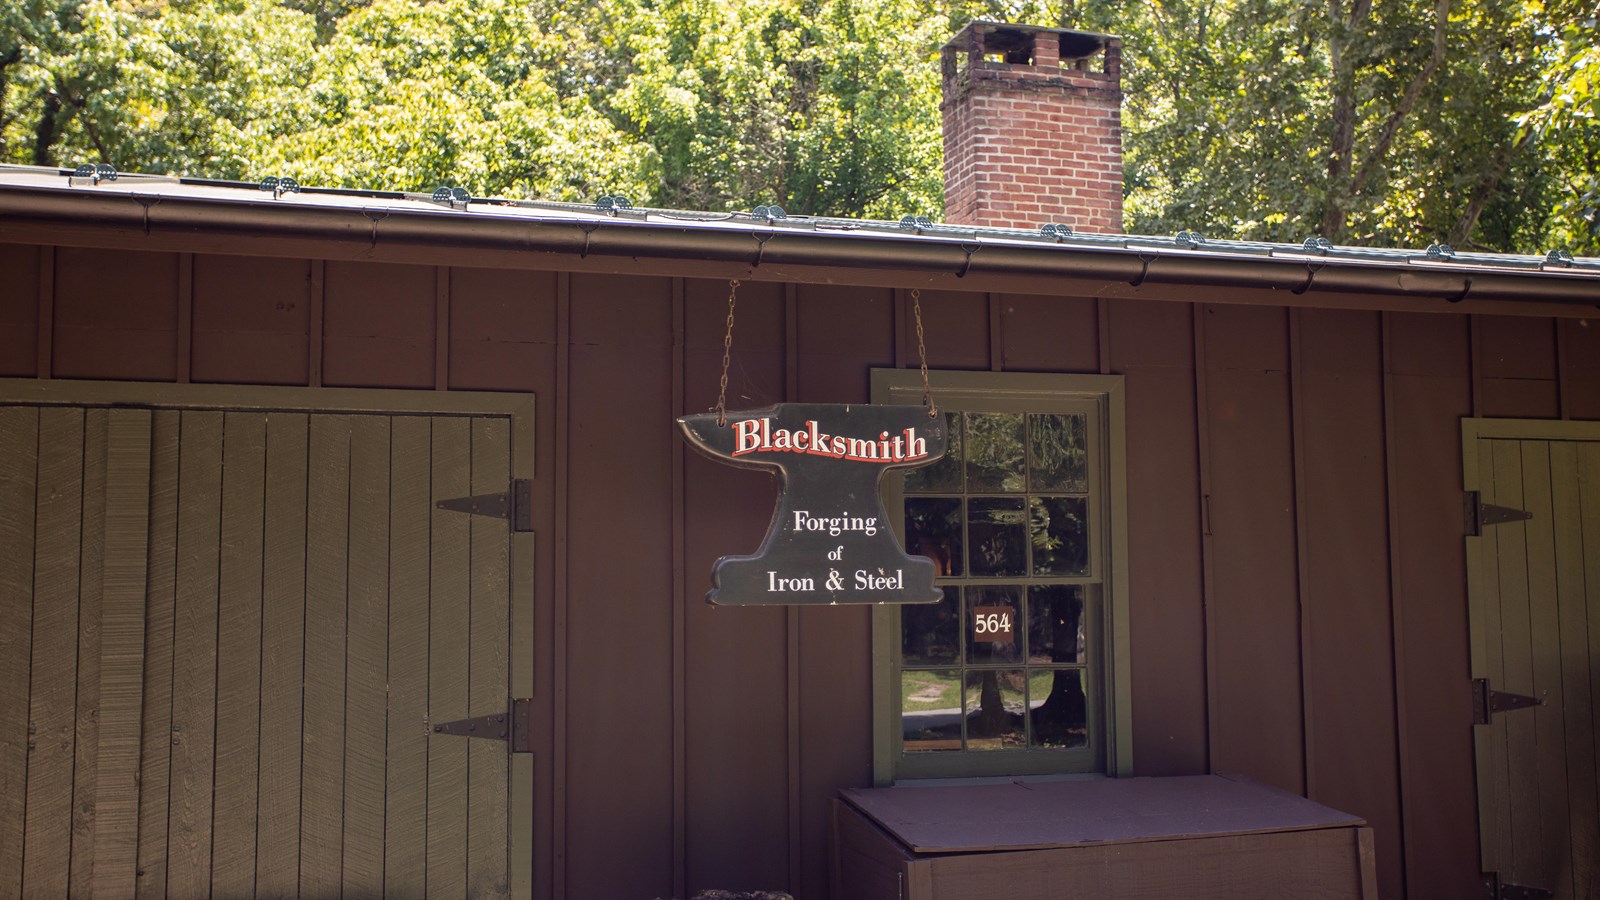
[831,774,1378,899]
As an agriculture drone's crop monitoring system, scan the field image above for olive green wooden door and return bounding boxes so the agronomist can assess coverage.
[1465,422,1600,900]
[1,393,531,899]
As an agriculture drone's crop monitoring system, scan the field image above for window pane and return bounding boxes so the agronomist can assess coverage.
[965,413,1025,492]
[903,586,960,665]
[969,497,1026,576]
[902,669,963,752]
[905,411,962,493]
[905,497,963,577]
[965,670,1026,750]
[1029,669,1088,749]
[1028,585,1084,664]
[1029,414,1087,492]
[967,585,1021,663]
[1029,496,1088,576]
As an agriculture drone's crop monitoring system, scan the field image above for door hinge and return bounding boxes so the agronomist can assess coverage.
[1483,872,1552,899]
[437,478,533,532]
[1472,678,1545,725]
[432,698,533,754]
[1465,491,1532,537]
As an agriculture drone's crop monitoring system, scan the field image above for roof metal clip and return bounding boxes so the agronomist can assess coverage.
[751,205,787,223]
[1542,249,1575,268]
[1425,242,1456,259]
[1291,260,1325,295]
[956,239,981,278]
[431,186,471,210]
[259,176,301,200]
[361,207,389,247]
[68,163,117,186]
[1175,230,1206,248]
[1128,250,1158,287]
[899,215,935,233]
[578,221,600,259]
[750,230,774,268]
[595,195,632,215]
[132,194,161,234]
[1040,223,1073,241]
[1302,236,1332,253]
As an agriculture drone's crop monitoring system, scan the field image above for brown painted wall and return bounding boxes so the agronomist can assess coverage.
[3,242,1598,900]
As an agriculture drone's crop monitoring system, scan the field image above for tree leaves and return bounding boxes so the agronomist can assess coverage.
[3,0,1595,250]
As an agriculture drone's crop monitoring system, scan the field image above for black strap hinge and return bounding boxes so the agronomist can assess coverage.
[1472,678,1545,725]
[1465,491,1532,537]
[1483,872,1552,899]
[432,698,533,754]
[436,478,533,532]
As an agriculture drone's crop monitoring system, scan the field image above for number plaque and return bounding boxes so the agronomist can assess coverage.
[971,606,1015,643]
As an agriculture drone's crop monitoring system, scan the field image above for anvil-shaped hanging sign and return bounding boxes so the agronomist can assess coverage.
[678,403,947,606]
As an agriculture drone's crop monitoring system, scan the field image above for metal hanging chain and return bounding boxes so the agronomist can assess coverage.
[715,278,740,426]
[911,288,936,414]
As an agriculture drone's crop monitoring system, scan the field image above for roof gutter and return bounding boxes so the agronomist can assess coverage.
[2,183,1597,308]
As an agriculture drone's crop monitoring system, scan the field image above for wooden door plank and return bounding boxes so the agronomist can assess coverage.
[256,412,309,899]
[343,415,391,897]
[507,402,534,900]
[22,407,85,896]
[428,416,472,898]
[1519,441,1570,892]
[1493,440,1541,884]
[167,410,224,898]
[1552,441,1597,900]
[1579,441,1600,897]
[468,416,512,899]
[92,408,153,898]
[386,415,431,895]
[69,409,107,898]
[0,406,40,898]
[1476,439,1510,870]
[300,413,352,898]
[212,411,268,898]
[136,410,180,900]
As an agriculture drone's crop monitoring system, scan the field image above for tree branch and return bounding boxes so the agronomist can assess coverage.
[1350,0,1449,198]
[1448,129,1530,246]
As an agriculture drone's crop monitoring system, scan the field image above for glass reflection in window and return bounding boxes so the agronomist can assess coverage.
[965,670,1027,750]
[903,586,959,666]
[1029,669,1088,749]
[902,669,962,752]
[969,497,1026,577]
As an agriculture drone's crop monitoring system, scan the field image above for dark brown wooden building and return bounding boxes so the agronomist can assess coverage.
[2,22,1599,900]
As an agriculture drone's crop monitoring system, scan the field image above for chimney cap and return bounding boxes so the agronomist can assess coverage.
[942,21,1119,62]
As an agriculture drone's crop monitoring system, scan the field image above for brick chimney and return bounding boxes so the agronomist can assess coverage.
[941,22,1124,233]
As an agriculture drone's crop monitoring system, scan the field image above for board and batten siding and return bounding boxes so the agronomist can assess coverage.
[0,240,1597,900]
[0,392,525,899]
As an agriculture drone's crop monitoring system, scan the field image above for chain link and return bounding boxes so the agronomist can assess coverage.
[716,279,929,421]
[715,278,740,426]
[911,288,935,415]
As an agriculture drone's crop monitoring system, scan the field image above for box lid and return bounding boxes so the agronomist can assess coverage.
[838,773,1366,854]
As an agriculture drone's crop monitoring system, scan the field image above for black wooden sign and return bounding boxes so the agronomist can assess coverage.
[678,403,947,606]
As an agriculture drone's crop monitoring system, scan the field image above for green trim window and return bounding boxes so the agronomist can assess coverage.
[871,370,1130,782]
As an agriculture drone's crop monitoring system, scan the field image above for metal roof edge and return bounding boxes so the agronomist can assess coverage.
[1,175,1597,309]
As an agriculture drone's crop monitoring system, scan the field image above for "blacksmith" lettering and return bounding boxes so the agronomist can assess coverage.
[731,418,929,464]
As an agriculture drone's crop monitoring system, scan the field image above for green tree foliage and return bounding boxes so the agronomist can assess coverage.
[255,0,652,199]
[1516,0,1600,253]
[3,0,1596,251]
[2,0,317,176]
[604,0,944,216]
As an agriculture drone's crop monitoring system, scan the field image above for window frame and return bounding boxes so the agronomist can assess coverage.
[870,368,1131,785]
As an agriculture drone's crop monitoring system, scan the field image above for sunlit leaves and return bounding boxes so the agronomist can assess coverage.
[3,0,1595,249]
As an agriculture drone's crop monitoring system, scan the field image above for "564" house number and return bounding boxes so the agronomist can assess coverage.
[972,606,1014,642]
